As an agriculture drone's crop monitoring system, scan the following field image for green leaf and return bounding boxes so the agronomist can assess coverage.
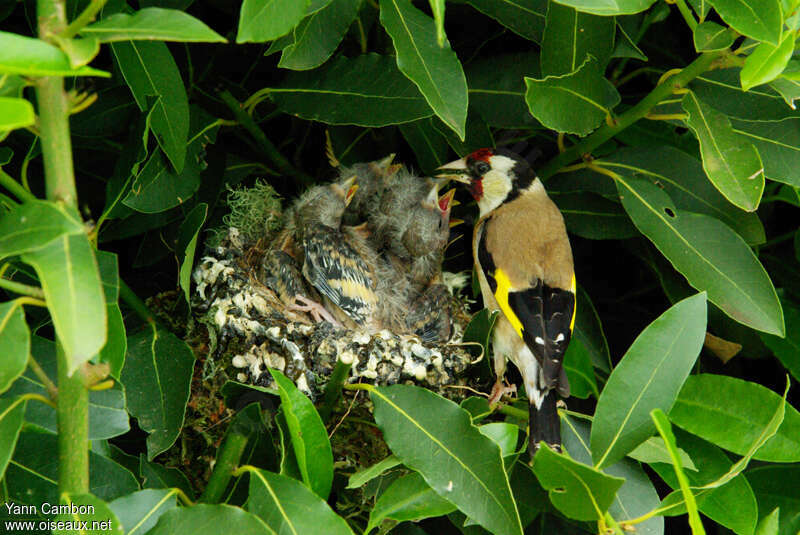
[687,0,712,17]
[540,0,616,76]
[691,68,796,121]
[177,203,207,303]
[755,508,780,535]
[682,91,764,212]
[614,176,784,336]
[109,489,178,535]
[380,0,468,139]
[762,299,800,382]
[429,0,446,46]
[0,302,28,395]
[707,0,782,44]
[139,455,195,498]
[53,493,123,535]
[22,234,107,373]
[551,191,638,241]
[464,0,546,42]
[279,0,363,71]
[271,54,434,127]
[478,423,519,457]
[121,324,196,460]
[96,250,126,379]
[148,504,272,535]
[0,200,84,260]
[627,437,697,471]
[525,57,620,136]
[748,465,800,535]
[741,33,797,90]
[590,292,707,468]
[245,467,354,534]
[693,21,736,51]
[5,431,138,505]
[0,31,109,77]
[399,119,450,174]
[347,455,401,489]
[467,52,541,128]
[371,384,523,535]
[532,444,624,521]
[560,414,663,534]
[613,21,647,61]
[268,369,333,500]
[112,41,189,172]
[236,0,308,43]
[770,77,800,109]
[0,398,25,480]
[651,409,705,535]
[550,0,657,15]
[595,145,766,245]
[670,374,800,462]
[573,286,612,374]
[82,8,226,42]
[367,471,456,532]
[0,97,34,132]
[561,335,601,398]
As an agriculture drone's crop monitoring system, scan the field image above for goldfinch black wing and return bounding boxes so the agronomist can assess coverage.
[477,228,576,395]
[302,223,377,325]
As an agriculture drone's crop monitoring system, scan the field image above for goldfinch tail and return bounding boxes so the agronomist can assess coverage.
[529,391,561,458]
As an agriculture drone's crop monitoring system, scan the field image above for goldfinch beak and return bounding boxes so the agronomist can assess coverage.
[436,158,471,184]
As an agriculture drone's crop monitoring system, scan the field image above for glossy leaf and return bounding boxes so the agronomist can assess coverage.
[464,0,546,42]
[614,176,784,336]
[627,437,697,471]
[755,509,780,535]
[279,0,362,71]
[730,118,800,187]
[670,374,800,462]
[22,234,107,373]
[399,119,450,173]
[770,77,800,109]
[741,33,796,91]
[0,97,34,132]
[271,54,434,126]
[429,0,446,46]
[467,52,540,128]
[245,467,354,534]
[139,455,195,498]
[761,299,800,382]
[269,369,333,499]
[112,40,189,172]
[562,335,601,399]
[347,455,401,489]
[549,0,657,15]
[560,414,663,534]
[540,1,616,76]
[367,471,456,532]
[693,21,735,51]
[148,504,271,535]
[0,302,28,394]
[691,68,795,121]
[552,191,638,241]
[96,250,126,379]
[371,384,523,535]
[590,293,706,468]
[109,489,178,535]
[177,203,207,303]
[82,8,225,42]
[525,57,620,136]
[0,398,25,480]
[237,0,309,43]
[682,91,764,212]
[54,493,123,535]
[532,444,624,521]
[478,423,519,457]
[595,146,765,244]
[380,0,468,139]
[748,465,800,535]
[0,31,108,77]
[707,0,782,44]
[121,324,196,459]
[0,200,84,259]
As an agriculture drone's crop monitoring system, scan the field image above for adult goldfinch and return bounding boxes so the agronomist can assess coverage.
[439,148,576,453]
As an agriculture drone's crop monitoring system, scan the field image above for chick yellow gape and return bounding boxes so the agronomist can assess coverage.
[439,148,576,455]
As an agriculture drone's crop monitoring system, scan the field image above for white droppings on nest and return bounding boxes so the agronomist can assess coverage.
[339,349,357,365]
[352,332,370,345]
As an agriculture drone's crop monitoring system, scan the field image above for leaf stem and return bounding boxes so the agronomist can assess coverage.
[199,427,250,503]
[670,0,698,30]
[0,169,37,203]
[28,353,58,400]
[119,278,156,325]
[61,0,108,39]
[0,277,46,299]
[320,358,352,423]
[495,403,527,420]
[538,50,725,180]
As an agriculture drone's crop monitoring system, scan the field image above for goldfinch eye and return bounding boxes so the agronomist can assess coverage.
[475,161,490,175]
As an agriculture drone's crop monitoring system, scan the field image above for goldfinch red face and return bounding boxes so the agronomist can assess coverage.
[438,148,532,217]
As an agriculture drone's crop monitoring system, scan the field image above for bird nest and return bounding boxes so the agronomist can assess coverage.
[191,175,479,403]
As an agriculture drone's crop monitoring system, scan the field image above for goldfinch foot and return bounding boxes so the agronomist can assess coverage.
[289,294,342,327]
[488,379,517,405]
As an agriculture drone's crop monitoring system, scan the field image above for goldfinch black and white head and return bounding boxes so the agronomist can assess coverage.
[438,148,538,217]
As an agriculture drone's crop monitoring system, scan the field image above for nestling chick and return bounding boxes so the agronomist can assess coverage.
[406,281,452,343]
[402,187,457,289]
[339,154,400,226]
[439,147,576,456]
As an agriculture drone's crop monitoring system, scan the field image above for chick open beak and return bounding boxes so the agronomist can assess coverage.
[438,188,456,212]
[339,175,359,206]
[436,158,471,184]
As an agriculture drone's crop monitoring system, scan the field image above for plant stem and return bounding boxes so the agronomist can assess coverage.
[538,50,724,180]
[0,169,37,203]
[199,429,250,503]
[119,278,156,325]
[218,90,314,187]
[320,359,352,423]
[28,354,58,400]
[37,0,89,496]
[0,277,46,299]
[496,403,527,420]
[61,0,108,38]
[672,0,698,30]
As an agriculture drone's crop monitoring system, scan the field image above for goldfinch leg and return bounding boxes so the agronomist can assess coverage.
[289,295,342,327]
[488,378,517,405]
